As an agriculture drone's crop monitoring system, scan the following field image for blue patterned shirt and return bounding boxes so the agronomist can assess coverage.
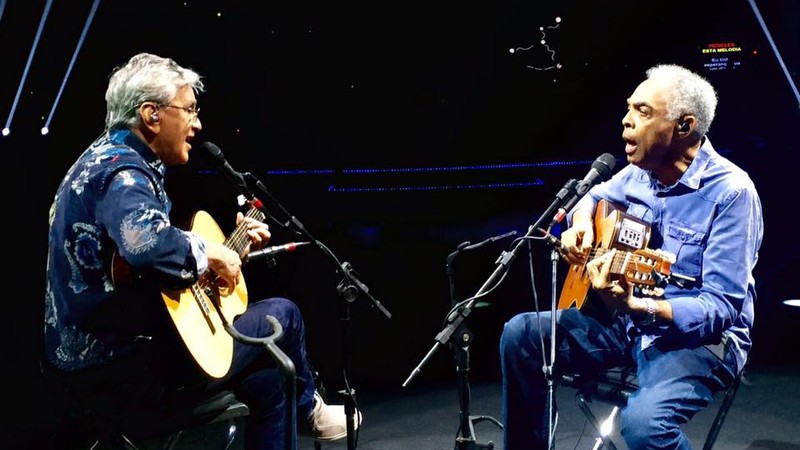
[569,139,763,373]
[44,129,208,371]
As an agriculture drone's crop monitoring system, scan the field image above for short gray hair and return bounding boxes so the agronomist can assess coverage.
[646,64,718,137]
[104,53,205,130]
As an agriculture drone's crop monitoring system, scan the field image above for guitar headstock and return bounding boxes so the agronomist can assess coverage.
[613,248,674,296]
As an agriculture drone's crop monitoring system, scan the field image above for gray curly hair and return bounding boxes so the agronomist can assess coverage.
[104,53,205,130]
[646,64,718,137]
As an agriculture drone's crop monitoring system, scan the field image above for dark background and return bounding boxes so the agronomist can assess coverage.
[2,0,799,445]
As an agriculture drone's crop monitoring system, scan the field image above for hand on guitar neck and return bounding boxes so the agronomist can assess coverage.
[583,248,653,313]
[557,200,676,312]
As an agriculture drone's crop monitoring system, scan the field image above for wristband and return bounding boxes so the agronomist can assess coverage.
[640,298,657,326]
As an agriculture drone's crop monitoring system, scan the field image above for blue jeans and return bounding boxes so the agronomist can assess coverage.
[214,297,318,450]
[500,308,736,450]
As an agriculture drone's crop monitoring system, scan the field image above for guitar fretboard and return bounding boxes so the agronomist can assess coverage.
[224,206,266,256]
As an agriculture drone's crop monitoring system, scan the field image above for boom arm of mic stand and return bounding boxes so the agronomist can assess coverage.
[403,180,579,388]
[340,262,392,319]
[404,232,530,388]
[240,172,388,450]
[242,171,391,319]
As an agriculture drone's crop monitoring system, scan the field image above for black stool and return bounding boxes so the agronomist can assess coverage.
[560,367,744,450]
[40,354,251,450]
[48,381,249,450]
[43,317,295,450]
[111,390,248,450]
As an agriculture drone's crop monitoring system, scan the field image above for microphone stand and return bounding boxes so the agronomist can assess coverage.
[444,231,516,450]
[223,316,296,450]
[545,232,561,450]
[402,178,579,445]
[242,172,391,450]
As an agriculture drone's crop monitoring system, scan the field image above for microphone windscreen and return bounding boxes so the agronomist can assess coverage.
[198,142,226,168]
[593,153,617,179]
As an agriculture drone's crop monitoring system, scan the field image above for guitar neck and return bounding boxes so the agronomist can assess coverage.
[224,206,266,256]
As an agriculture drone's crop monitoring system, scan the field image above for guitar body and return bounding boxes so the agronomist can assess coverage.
[558,200,654,310]
[162,210,249,378]
[113,207,263,379]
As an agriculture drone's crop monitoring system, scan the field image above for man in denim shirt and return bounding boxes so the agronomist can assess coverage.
[500,64,762,449]
[44,53,358,449]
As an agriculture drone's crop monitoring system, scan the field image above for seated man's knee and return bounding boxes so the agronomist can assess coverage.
[253,297,301,320]
[500,313,546,357]
[620,396,676,446]
[501,314,528,349]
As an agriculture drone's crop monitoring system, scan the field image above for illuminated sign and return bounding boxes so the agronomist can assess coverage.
[700,42,746,71]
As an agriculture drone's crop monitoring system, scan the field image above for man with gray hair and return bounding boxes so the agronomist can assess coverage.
[500,64,762,449]
[44,52,359,449]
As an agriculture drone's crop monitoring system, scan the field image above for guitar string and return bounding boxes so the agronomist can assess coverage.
[196,205,265,308]
[225,206,265,255]
[581,248,659,281]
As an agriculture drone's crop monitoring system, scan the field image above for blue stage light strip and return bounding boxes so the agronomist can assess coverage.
[262,158,595,177]
[0,0,7,24]
[196,158,601,192]
[266,169,337,175]
[339,159,583,174]
[327,179,544,193]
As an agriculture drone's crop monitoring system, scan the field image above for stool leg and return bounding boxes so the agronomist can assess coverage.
[576,394,619,450]
[222,418,239,450]
[702,375,742,450]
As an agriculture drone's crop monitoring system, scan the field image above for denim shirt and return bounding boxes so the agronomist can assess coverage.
[568,139,763,373]
[44,129,208,371]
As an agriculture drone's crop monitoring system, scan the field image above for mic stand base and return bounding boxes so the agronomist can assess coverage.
[454,414,504,450]
[451,326,503,450]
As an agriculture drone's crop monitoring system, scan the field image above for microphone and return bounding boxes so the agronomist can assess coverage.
[243,242,311,263]
[198,142,254,199]
[551,153,616,225]
[534,227,569,255]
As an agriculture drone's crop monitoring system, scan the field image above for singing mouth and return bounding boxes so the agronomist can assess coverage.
[623,136,637,154]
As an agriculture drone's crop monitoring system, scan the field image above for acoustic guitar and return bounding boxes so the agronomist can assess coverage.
[557,199,674,310]
[113,203,265,378]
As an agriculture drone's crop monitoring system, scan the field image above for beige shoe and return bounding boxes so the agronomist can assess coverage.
[308,391,362,441]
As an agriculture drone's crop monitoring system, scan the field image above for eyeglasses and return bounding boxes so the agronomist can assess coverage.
[159,104,200,120]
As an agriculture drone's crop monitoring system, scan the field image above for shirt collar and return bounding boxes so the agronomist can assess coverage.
[644,137,714,191]
[107,128,166,177]
[678,137,713,190]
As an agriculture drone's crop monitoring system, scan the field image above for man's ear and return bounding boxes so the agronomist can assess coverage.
[140,103,160,127]
[676,115,695,135]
